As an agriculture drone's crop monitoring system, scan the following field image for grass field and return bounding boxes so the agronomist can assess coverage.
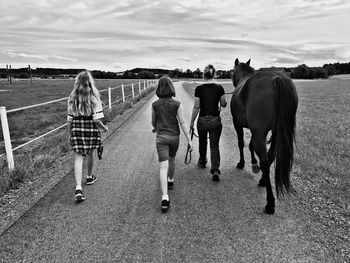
[292,78,350,215]
[0,79,148,153]
[0,78,144,110]
[183,77,350,218]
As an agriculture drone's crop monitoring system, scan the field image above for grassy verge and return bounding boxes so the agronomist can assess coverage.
[0,85,156,197]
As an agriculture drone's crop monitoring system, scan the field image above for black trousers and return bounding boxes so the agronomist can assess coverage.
[197,116,223,174]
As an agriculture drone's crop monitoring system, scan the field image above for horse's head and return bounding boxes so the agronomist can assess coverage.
[232,58,254,87]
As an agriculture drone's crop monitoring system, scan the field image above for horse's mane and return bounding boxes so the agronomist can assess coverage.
[240,63,255,74]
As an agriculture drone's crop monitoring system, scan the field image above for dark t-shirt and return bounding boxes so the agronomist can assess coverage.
[152,98,180,136]
[194,83,225,116]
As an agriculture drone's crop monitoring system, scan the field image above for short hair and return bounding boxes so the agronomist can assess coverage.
[203,64,216,80]
[156,76,176,98]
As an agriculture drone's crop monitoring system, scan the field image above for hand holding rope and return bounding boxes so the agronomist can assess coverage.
[184,128,194,164]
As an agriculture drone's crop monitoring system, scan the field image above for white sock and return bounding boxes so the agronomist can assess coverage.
[168,177,174,182]
[87,174,92,178]
[162,194,169,201]
[76,185,82,191]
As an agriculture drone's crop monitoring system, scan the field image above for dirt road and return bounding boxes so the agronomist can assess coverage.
[0,82,343,262]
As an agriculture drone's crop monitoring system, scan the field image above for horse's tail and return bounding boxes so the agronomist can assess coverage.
[273,77,298,197]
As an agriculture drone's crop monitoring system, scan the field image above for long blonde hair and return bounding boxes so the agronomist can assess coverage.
[68,71,101,116]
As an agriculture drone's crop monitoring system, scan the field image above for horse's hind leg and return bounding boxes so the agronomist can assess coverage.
[252,133,275,214]
[267,134,276,165]
[234,123,245,169]
[249,138,260,173]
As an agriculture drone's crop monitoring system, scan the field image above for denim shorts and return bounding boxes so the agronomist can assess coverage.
[156,134,180,162]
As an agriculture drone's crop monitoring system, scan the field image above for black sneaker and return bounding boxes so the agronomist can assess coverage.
[161,199,170,212]
[197,160,207,168]
[75,189,85,202]
[212,172,220,182]
[86,175,97,185]
[168,181,174,189]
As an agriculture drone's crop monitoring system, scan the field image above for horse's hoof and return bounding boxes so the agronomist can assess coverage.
[252,164,260,174]
[258,178,266,187]
[236,162,245,169]
[263,205,275,215]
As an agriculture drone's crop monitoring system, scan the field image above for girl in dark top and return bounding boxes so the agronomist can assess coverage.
[190,65,227,181]
[152,76,192,212]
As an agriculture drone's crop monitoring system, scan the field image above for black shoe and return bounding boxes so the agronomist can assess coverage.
[75,189,85,202]
[86,175,97,185]
[168,181,174,189]
[212,172,220,182]
[161,199,170,212]
[197,159,207,168]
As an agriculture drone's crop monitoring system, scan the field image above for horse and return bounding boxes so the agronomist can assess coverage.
[230,58,298,214]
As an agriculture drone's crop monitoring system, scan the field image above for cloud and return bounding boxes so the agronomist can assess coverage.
[271,57,302,64]
[212,61,230,69]
[3,50,78,62]
[181,57,191,62]
[69,2,88,10]
[112,63,123,70]
[1,0,350,70]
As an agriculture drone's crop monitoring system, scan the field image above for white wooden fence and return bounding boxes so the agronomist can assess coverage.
[0,80,157,171]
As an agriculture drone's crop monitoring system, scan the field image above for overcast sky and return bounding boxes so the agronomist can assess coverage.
[1,0,350,71]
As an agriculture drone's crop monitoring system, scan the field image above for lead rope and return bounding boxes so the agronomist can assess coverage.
[184,128,195,164]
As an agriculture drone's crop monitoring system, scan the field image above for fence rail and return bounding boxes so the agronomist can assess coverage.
[0,80,157,171]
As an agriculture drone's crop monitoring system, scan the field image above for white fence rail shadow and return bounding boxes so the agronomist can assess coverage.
[0,80,157,171]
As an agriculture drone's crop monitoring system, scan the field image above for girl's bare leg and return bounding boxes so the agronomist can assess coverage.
[159,160,169,200]
[74,153,84,189]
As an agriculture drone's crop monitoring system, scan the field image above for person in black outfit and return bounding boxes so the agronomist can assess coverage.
[190,64,227,181]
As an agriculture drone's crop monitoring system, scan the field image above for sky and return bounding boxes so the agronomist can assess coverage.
[1,0,350,72]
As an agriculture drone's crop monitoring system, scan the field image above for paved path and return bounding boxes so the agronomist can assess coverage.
[0,82,335,262]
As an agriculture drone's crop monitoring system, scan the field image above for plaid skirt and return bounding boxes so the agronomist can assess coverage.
[70,116,102,156]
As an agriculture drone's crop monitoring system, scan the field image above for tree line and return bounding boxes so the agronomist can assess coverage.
[1,62,350,80]
[291,62,350,79]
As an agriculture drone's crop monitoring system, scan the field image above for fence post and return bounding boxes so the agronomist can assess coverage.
[108,87,112,109]
[9,65,12,84]
[121,84,125,102]
[0,107,14,171]
[131,83,135,98]
[28,64,33,84]
[138,82,141,94]
[6,64,9,84]
[143,80,146,91]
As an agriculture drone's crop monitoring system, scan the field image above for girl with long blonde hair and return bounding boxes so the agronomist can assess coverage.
[67,71,108,202]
